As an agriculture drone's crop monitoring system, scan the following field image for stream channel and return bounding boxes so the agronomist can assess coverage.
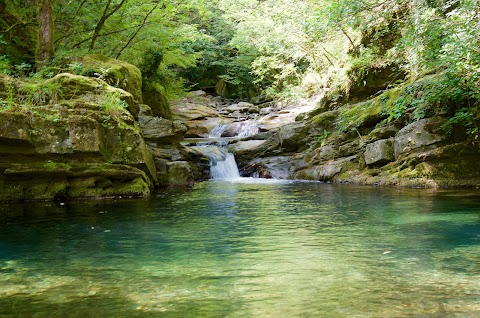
[1,180,480,317]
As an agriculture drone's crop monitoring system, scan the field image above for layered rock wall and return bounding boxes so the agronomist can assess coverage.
[0,56,195,201]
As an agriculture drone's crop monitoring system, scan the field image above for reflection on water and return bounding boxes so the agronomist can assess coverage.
[1,183,480,317]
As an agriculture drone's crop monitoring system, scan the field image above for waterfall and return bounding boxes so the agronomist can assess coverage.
[189,124,241,180]
[210,152,241,180]
[208,124,229,138]
[187,123,262,181]
[191,143,241,180]
[236,121,259,138]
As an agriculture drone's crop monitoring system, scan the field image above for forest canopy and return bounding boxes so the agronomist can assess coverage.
[0,0,479,105]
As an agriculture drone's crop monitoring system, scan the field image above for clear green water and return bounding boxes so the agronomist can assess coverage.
[1,181,480,317]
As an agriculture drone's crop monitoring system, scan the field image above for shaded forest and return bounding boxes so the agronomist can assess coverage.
[1,0,478,113]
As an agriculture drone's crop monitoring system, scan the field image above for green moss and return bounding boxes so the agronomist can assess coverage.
[311,110,338,129]
[67,175,150,198]
[43,160,72,170]
[334,85,408,134]
[294,170,316,181]
[82,54,143,103]
[336,99,383,132]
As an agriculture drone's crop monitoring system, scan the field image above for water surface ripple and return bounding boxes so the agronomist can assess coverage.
[1,182,480,317]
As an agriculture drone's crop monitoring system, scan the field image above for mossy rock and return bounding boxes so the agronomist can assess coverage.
[82,54,143,103]
[0,112,33,148]
[45,73,138,118]
[67,175,150,199]
[29,115,72,154]
[335,86,407,133]
[347,63,407,102]
[142,82,173,119]
[0,176,69,201]
[0,162,152,201]
[164,161,195,188]
[311,110,338,130]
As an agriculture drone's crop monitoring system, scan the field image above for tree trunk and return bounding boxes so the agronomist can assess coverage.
[36,0,54,71]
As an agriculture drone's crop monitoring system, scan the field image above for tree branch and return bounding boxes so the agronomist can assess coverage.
[115,2,161,58]
[89,0,127,51]
[54,0,88,49]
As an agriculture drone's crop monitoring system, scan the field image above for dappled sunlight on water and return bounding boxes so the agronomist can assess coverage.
[1,183,480,317]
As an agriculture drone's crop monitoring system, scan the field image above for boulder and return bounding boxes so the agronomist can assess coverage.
[278,121,311,152]
[394,118,444,159]
[45,73,138,118]
[172,102,219,121]
[242,156,293,179]
[226,103,250,113]
[295,156,357,181]
[215,79,230,98]
[165,161,194,187]
[142,84,172,119]
[229,140,267,153]
[364,139,394,165]
[182,117,231,138]
[82,54,143,103]
[139,114,187,144]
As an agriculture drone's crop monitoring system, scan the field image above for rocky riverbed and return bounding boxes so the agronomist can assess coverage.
[177,84,480,189]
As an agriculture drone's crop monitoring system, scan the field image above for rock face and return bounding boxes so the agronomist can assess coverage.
[0,104,155,201]
[232,79,480,188]
[0,57,196,201]
[365,139,394,165]
[393,118,444,159]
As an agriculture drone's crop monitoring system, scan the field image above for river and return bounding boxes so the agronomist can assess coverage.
[1,181,480,317]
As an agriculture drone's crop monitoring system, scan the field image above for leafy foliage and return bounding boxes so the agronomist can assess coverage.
[0,0,478,138]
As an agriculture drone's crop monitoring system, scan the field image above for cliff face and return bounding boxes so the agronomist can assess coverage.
[0,55,195,201]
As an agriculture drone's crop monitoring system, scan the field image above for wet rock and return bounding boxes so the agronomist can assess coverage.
[230,140,267,153]
[183,118,231,138]
[163,161,194,187]
[243,156,293,179]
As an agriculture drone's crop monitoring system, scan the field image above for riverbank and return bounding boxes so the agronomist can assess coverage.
[1,55,479,202]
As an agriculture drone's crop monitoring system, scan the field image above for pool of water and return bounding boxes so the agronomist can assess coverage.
[1,181,480,317]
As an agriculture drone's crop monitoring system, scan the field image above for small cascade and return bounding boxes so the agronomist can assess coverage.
[236,121,260,138]
[210,152,241,180]
[186,122,262,181]
[208,124,229,138]
[189,124,242,180]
